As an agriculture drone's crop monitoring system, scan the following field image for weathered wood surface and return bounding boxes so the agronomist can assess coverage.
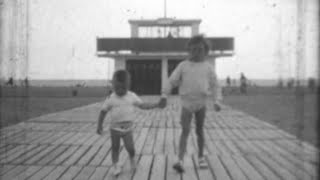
[0,96,318,179]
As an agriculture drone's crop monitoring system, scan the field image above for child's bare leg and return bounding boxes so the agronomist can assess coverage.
[123,131,136,170]
[111,129,121,164]
[178,107,193,161]
[122,131,135,159]
[195,107,206,158]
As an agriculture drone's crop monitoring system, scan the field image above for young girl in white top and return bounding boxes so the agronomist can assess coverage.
[159,34,222,173]
[97,70,159,176]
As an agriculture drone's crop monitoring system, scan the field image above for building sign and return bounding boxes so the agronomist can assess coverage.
[156,18,174,25]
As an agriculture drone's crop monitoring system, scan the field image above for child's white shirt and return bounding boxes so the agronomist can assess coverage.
[101,91,142,125]
[162,60,222,103]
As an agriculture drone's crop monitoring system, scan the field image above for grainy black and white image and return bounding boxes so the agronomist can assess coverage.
[0,0,319,179]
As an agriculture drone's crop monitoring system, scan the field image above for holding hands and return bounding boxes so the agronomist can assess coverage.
[214,103,221,112]
[158,98,167,109]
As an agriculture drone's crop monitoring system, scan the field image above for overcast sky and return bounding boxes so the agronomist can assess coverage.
[25,0,318,80]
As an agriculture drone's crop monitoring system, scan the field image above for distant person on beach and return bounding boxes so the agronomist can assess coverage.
[105,80,113,97]
[96,70,160,176]
[24,77,29,87]
[5,77,14,86]
[240,72,247,94]
[308,77,316,91]
[226,76,231,87]
[159,35,222,173]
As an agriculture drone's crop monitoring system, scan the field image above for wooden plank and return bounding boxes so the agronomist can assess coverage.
[263,140,317,177]
[258,154,297,180]
[190,131,199,152]
[77,145,102,165]
[204,130,221,154]
[59,166,84,180]
[232,155,265,180]
[74,133,94,145]
[174,128,181,154]
[254,141,313,179]
[51,145,80,165]
[37,145,69,165]
[141,128,157,154]
[153,129,165,154]
[11,165,43,180]
[74,166,96,180]
[230,128,247,141]
[26,165,56,180]
[214,141,232,155]
[186,131,196,155]
[48,132,69,143]
[0,145,15,156]
[151,116,160,128]
[84,135,101,146]
[267,150,313,179]
[144,112,153,127]
[40,131,66,144]
[61,132,79,145]
[219,154,247,180]
[181,155,198,180]
[166,112,174,128]
[275,139,318,164]
[42,166,69,180]
[132,155,153,180]
[0,165,28,179]
[1,145,37,163]
[134,128,149,155]
[101,148,113,166]
[224,140,241,154]
[207,155,231,180]
[24,145,59,165]
[164,128,175,154]
[166,154,181,180]
[149,155,166,180]
[32,132,56,144]
[10,145,48,164]
[2,131,31,145]
[79,124,94,132]
[51,132,75,145]
[92,134,110,147]
[246,155,282,180]
[233,140,259,155]
[193,155,215,180]
[89,166,110,180]
[89,144,111,166]
[158,112,167,128]
[0,165,15,176]
[62,145,91,165]
[0,145,24,160]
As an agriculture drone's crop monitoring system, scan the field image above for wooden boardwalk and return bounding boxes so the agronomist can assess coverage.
[0,96,318,180]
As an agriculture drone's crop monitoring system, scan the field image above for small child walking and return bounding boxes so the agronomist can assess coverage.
[97,70,160,176]
[159,34,222,173]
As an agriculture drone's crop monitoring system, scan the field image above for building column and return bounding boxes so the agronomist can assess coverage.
[208,57,216,69]
[208,57,223,100]
[130,24,138,37]
[191,24,199,36]
[114,57,126,71]
[161,57,168,91]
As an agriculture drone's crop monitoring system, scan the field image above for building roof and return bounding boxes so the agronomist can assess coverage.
[128,18,201,26]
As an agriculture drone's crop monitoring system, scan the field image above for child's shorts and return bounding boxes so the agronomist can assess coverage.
[180,96,207,113]
[110,121,134,133]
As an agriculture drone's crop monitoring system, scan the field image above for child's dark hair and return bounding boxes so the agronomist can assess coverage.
[113,70,130,83]
[186,34,211,54]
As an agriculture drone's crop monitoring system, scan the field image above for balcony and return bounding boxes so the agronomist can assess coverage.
[96,37,234,53]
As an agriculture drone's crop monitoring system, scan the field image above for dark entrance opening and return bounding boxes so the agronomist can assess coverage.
[126,60,161,95]
[168,59,183,95]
